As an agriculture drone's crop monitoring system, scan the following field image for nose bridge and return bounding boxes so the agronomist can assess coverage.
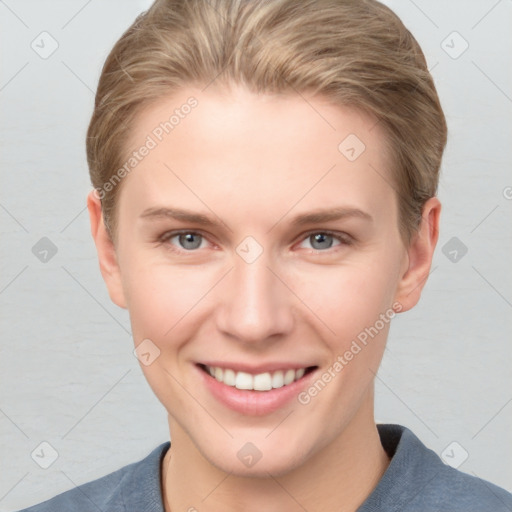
[216,245,293,343]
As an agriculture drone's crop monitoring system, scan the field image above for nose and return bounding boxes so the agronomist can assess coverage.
[215,250,294,347]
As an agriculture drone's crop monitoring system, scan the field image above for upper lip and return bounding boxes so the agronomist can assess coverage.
[198,361,317,374]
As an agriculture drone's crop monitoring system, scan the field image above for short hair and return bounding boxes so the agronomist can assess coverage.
[86,0,447,243]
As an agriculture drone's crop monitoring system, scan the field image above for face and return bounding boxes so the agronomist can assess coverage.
[89,85,437,477]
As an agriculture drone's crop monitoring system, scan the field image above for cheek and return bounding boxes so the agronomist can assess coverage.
[291,260,400,423]
[121,259,213,406]
[293,257,401,345]
[121,256,217,345]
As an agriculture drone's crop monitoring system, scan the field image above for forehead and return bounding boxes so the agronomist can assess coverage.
[119,85,396,227]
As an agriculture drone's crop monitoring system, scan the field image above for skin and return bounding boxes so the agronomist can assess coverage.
[88,85,440,512]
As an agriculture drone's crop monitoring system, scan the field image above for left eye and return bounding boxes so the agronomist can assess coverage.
[298,232,344,251]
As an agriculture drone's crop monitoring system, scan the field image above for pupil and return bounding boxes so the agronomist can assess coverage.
[312,233,332,250]
[180,233,201,250]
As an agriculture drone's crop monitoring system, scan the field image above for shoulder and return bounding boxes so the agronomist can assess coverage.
[15,442,170,512]
[432,462,512,510]
[361,424,512,512]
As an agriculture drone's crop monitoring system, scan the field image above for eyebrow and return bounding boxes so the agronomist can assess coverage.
[139,206,373,228]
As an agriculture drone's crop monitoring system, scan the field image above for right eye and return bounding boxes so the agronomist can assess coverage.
[159,230,210,252]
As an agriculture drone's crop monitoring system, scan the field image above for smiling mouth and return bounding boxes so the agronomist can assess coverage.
[198,364,317,391]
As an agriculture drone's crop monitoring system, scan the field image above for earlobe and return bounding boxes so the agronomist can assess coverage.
[394,197,441,312]
[86,190,127,309]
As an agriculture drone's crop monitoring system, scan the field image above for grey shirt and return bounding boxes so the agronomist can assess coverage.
[16,424,512,511]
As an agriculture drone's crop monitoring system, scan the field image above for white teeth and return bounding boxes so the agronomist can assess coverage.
[284,369,295,385]
[235,371,253,390]
[214,367,223,381]
[271,370,284,389]
[205,365,309,391]
[223,368,236,386]
[253,373,272,391]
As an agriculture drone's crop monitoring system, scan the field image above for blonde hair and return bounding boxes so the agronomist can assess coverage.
[86,0,447,243]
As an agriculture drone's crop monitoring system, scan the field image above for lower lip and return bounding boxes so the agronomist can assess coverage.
[197,365,317,416]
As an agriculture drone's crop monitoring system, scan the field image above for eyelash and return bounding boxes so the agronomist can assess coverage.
[157,229,354,255]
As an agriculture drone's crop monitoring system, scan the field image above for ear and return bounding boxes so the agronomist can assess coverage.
[394,197,441,312]
[87,190,127,309]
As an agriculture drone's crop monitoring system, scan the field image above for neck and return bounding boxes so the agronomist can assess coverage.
[161,394,389,512]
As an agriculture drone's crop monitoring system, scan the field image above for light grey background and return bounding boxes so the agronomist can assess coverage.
[1,0,511,510]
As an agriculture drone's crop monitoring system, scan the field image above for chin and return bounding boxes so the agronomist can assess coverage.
[212,451,306,478]
[199,432,314,478]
